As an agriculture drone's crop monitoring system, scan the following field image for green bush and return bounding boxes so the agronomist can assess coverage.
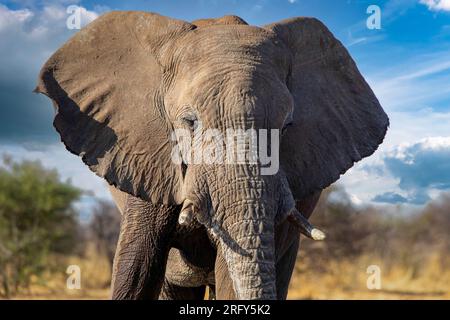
[0,155,81,298]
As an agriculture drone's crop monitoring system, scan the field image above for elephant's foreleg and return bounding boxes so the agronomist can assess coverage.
[111,196,179,299]
[275,231,300,299]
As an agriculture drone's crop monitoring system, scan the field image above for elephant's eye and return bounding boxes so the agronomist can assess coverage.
[282,122,293,135]
[180,112,198,130]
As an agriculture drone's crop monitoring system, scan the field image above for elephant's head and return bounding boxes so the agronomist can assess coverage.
[35,12,388,299]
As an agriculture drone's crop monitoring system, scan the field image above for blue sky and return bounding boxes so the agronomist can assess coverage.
[0,0,449,211]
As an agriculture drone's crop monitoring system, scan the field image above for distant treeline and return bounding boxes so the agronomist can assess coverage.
[302,185,450,273]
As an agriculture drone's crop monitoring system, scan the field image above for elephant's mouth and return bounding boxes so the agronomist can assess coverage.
[179,199,325,241]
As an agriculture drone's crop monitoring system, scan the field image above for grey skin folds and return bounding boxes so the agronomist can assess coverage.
[35,12,388,300]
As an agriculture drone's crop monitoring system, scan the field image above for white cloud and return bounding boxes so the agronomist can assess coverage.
[341,136,450,205]
[420,0,450,11]
[377,137,450,204]
[349,194,363,206]
[0,3,98,36]
[252,4,263,11]
[387,136,450,158]
[0,6,33,31]
[347,37,367,47]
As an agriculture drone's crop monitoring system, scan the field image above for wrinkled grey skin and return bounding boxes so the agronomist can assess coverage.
[36,12,389,300]
[110,185,320,300]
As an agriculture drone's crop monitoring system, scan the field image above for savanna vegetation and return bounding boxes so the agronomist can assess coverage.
[290,186,450,299]
[0,156,448,299]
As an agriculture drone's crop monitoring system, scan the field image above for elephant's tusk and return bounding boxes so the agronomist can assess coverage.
[178,200,194,225]
[287,208,326,241]
[178,210,193,225]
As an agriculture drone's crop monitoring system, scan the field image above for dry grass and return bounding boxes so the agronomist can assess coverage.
[10,247,111,300]
[288,254,450,300]
[7,251,449,300]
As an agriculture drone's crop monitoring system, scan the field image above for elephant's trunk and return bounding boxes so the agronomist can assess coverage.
[219,205,277,299]
[207,166,278,300]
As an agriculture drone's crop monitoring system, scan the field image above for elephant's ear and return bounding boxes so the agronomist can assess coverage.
[35,11,195,204]
[265,18,389,200]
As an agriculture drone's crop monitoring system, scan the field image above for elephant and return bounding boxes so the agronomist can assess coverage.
[35,12,388,300]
